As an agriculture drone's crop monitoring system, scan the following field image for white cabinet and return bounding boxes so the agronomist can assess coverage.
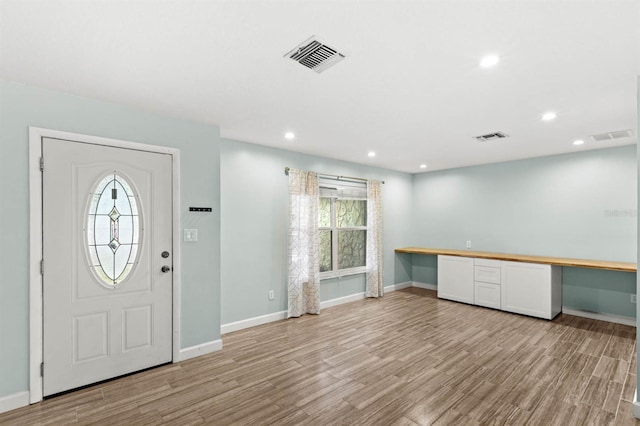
[501,261,562,320]
[437,255,474,304]
[437,255,562,320]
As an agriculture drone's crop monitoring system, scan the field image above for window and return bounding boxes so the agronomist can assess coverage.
[318,179,367,278]
[86,172,141,287]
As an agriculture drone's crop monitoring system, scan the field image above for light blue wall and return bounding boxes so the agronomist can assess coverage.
[220,139,413,324]
[412,146,636,260]
[411,253,437,285]
[412,146,637,318]
[563,268,636,318]
[0,80,221,398]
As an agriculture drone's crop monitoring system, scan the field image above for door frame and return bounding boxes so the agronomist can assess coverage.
[28,127,182,403]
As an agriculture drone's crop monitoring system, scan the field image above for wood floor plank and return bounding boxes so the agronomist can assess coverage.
[250,406,311,426]
[604,329,636,361]
[430,409,480,426]
[404,385,466,425]
[352,397,416,426]
[617,401,640,426]
[527,394,589,426]
[2,288,640,425]
[622,373,637,403]
[305,399,361,425]
[389,415,422,426]
[582,376,624,414]
[594,356,630,384]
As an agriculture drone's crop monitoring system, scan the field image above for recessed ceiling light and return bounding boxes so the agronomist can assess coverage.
[284,132,295,140]
[542,112,557,121]
[479,55,500,68]
[419,164,427,169]
[573,139,584,146]
[368,151,376,158]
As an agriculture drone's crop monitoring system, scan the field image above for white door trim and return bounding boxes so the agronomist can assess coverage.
[28,127,181,404]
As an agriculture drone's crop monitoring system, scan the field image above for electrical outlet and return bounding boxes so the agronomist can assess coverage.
[631,294,636,303]
[269,290,275,300]
[466,240,472,249]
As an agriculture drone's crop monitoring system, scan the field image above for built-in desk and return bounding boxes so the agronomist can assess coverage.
[395,247,637,320]
[395,247,636,272]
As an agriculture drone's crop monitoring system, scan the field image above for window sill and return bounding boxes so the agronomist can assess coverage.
[320,267,366,281]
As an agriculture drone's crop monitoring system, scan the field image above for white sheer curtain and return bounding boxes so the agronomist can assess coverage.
[366,180,384,297]
[287,169,320,318]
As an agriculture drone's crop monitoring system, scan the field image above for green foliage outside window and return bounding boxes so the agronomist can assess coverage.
[319,196,366,275]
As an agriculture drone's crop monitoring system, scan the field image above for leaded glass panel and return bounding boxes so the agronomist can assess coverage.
[87,172,141,287]
[319,197,331,227]
[132,216,140,242]
[319,230,332,272]
[118,215,134,242]
[93,215,111,245]
[337,200,366,227]
[337,230,366,269]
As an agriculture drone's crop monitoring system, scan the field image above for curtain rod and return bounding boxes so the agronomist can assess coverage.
[284,167,384,184]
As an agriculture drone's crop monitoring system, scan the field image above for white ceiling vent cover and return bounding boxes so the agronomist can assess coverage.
[285,36,346,73]
[474,131,509,142]
[590,129,633,142]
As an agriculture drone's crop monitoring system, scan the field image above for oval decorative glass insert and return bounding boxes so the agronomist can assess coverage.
[87,172,141,287]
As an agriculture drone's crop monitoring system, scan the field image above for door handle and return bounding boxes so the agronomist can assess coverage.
[161,265,171,273]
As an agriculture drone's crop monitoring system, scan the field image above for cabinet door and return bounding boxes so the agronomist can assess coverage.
[437,255,474,304]
[501,261,552,319]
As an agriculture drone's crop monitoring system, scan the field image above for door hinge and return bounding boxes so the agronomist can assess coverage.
[40,259,44,275]
[40,363,44,377]
[39,157,44,172]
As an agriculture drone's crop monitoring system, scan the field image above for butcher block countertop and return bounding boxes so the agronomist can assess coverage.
[394,247,636,273]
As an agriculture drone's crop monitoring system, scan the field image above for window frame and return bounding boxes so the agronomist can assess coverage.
[319,190,367,280]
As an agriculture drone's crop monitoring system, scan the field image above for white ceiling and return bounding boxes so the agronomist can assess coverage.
[1,0,638,173]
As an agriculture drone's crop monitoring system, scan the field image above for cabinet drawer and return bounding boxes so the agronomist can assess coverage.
[474,282,501,309]
[474,266,501,284]
[474,258,501,268]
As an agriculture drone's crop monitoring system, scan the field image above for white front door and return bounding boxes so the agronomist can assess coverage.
[42,137,173,396]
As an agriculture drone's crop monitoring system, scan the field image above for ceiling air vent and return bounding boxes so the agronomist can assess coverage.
[590,129,633,142]
[474,131,509,142]
[285,36,346,73]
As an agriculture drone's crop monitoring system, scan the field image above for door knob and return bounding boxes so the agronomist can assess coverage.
[161,265,171,273]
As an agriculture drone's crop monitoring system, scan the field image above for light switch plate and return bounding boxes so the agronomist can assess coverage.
[184,229,198,242]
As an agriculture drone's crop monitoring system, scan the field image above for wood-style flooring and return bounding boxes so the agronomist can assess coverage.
[1,287,639,425]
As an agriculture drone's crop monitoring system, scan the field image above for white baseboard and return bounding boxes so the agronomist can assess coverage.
[384,281,413,292]
[320,292,365,309]
[177,339,223,362]
[633,389,640,419]
[0,391,29,415]
[562,307,636,327]
[221,283,415,335]
[221,310,288,335]
[412,281,437,291]
[219,281,439,336]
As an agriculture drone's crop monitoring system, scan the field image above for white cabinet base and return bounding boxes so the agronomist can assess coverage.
[437,255,563,320]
